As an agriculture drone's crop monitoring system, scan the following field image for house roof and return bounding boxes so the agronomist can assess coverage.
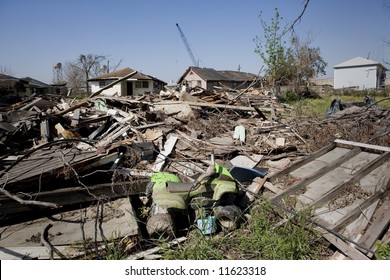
[0,73,23,82]
[334,56,388,70]
[178,67,260,83]
[22,77,51,88]
[88,67,166,84]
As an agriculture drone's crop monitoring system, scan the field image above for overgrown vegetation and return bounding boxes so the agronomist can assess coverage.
[375,242,390,260]
[162,200,327,260]
[282,92,390,117]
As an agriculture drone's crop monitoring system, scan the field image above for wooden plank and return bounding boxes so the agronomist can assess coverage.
[321,230,370,260]
[268,142,336,183]
[152,136,178,172]
[40,120,50,143]
[96,124,129,147]
[0,179,149,216]
[70,108,80,127]
[239,176,267,208]
[357,199,390,253]
[263,181,284,194]
[309,152,390,208]
[330,200,380,260]
[332,173,390,232]
[155,101,285,112]
[334,139,390,152]
[54,100,88,116]
[270,147,361,203]
[79,115,111,125]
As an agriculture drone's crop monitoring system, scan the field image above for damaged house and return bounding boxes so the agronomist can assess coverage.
[22,77,52,95]
[0,74,28,101]
[88,67,166,97]
[178,66,262,91]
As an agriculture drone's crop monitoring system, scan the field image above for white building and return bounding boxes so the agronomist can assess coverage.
[88,67,166,97]
[333,57,387,90]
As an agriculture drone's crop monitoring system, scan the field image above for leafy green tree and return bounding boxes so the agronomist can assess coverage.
[254,8,293,88]
[254,6,327,94]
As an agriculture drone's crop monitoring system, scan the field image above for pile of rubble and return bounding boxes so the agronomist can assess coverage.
[0,87,302,217]
[1,86,389,260]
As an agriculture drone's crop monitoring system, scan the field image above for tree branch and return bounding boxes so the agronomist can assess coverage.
[282,0,311,36]
[41,224,67,259]
[0,184,59,209]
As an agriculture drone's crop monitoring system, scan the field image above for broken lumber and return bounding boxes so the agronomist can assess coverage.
[152,136,178,172]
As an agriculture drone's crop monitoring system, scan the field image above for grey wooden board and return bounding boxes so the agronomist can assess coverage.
[343,201,379,240]
[331,201,380,260]
[290,147,350,179]
[358,198,390,250]
[0,197,138,260]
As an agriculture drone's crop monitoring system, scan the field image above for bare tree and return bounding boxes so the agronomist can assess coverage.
[64,54,122,95]
[0,65,15,76]
[291,35,327,92]
[64,61,86,93]
[283,0,311,36]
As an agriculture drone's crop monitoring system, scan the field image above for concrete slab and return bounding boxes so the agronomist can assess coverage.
[315,147,350,163]
[0,197,138,259]
[340,151,379,172]
[290,160,328,179]
[297,166,354,204]
[290,148,351,179]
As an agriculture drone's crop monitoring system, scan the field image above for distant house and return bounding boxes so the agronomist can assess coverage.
[0,74,28,99]
[178,67,261,91]
[333,57,387,90]
[22,77,52,95]
[88,67,166,97]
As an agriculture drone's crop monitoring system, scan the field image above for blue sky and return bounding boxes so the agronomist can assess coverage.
[1,0,390,84]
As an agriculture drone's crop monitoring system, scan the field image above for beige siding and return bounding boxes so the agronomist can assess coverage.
[183,70,206,88]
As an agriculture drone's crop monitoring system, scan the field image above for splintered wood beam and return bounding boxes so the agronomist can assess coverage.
[334,139,390,152]
[320,229,370,260]
[309,151,390,208]
[357,199,390,255]
[0,179,149,215]
[54,100,88,116]
[268,142,336,183]
[270,147,361,203]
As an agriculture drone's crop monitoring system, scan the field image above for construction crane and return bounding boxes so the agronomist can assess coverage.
[176,23,199,67]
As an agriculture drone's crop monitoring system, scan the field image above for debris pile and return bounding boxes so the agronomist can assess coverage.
[1,87,389,260]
